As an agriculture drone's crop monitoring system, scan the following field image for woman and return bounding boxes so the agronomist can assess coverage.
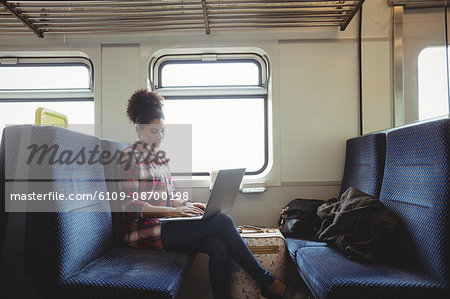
[118,89,302,299]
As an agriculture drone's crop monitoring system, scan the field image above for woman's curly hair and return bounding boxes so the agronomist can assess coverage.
[126,89,165,124]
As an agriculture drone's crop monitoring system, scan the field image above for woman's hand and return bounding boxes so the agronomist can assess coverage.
[191,202,206,210]
[170,205,204,217]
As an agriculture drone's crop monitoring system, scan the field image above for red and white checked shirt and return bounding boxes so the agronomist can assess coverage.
[117,141,176,249]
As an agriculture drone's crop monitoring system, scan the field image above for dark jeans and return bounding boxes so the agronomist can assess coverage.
[161,213,275,299]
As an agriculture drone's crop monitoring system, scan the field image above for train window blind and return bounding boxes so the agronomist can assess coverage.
[150,51,269,176]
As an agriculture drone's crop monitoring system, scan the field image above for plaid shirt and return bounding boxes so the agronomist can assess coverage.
[117,142,176,249]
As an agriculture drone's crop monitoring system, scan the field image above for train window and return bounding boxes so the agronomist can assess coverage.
[418,46,449,120]
[0,57,94,132]
[150,51,269,175]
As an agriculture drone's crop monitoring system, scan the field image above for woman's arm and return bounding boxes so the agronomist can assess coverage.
[117,146,152,218]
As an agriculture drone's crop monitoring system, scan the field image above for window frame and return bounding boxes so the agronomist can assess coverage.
[157,59,263,88]
[149,49,270,176]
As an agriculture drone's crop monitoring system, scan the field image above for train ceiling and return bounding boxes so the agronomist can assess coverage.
[0,0,366,38]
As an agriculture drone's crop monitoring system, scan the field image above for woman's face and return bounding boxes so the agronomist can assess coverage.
[136,118,165,150]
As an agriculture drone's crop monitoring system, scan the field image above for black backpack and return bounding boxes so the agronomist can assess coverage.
[278,198,325,238]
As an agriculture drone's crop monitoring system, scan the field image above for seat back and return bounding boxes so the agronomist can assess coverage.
[340,133,386,198]
[1,126,28,257]
[379,119,449,286]
[0,129,8,258]
[1,125,115,293]
[100,139,130,248]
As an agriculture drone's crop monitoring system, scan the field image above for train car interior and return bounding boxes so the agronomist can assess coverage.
[0,1,449,298]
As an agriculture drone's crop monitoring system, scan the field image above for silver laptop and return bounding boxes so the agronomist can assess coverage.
[159,168,246,222]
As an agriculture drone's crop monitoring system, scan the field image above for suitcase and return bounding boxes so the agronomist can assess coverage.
[231,226,287,299]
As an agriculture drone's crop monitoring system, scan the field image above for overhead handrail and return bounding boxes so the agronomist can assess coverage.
[0,0,365,37]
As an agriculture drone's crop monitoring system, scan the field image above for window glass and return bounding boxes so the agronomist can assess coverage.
[418,47,449,120]
[0,101,94,131]
[164,98,265,173]
[160,61,260,87]
[0,65,90,90]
